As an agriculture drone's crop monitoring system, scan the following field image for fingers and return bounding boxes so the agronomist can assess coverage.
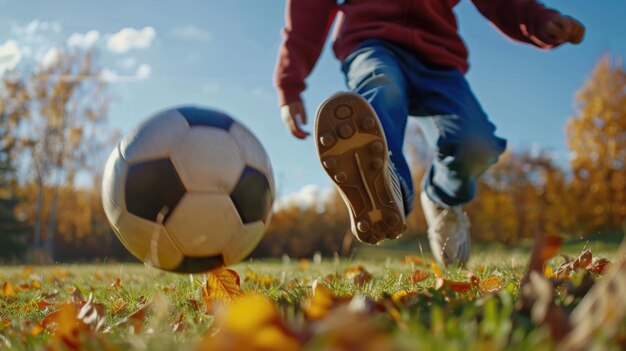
[569,20,585,44]
[280,102,310,140]
[546,15,585,45]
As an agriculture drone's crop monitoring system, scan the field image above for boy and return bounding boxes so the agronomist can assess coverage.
[274,0,584,265]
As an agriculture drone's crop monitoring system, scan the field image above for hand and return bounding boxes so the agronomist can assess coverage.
[280,101,310,139]
[546,15,585,45]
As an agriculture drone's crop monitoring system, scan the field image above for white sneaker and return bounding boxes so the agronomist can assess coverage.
[420,191,470,265]
[315,92,407,244]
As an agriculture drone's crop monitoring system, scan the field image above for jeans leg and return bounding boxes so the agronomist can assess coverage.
[342,42,414,214]
[407,64,507,208]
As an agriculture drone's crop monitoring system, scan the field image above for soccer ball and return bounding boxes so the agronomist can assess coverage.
[101,106,275,273]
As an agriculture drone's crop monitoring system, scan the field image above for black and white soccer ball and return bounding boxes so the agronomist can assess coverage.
[102,106,275,273]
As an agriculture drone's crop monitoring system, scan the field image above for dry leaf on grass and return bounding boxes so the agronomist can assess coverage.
[344,265,373,287]
[409,270,429,284]
[404,256,426,266]
[201,267,242,314]
[197,294,300,351]
[558,250,626,351]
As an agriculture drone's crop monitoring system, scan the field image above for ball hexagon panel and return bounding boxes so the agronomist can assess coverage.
[229,122,275,193]
[164,193,242,257]
[115,212,184,271]
[125,159,186,223]
[230,166,273,224]
[223,221,265,265]
[102,145,128,227]
[120,109,191,163]
[170,127,245,193]
[176,106,234,129]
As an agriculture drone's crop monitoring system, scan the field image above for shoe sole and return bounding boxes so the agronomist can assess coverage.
[314,92,406,244]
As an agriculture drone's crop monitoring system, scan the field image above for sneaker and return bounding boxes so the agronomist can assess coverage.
[420,191,470,265]
[315,92,407,244]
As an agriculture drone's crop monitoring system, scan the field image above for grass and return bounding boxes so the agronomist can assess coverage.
[0,239,623,351]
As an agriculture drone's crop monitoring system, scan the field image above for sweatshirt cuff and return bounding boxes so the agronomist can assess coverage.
[277,86,303,107]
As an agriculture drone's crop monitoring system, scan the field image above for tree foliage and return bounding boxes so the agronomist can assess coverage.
[567,55,626,232]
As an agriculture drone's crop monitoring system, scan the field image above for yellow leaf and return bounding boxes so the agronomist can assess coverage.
[253,325,300,351]
[544,265,554,278]
[202,267,242,314]
[403,256,426,266]
[2,282,14,297]
[478,276,504,293]
[431,262,443,279]
[30,323,44,336]
[298,259,310,269]
[304,283,335,320]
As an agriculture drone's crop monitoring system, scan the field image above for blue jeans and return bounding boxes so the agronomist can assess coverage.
[341,39,507,212]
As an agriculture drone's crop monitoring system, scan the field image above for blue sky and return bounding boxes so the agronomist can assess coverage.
[1,0,624,203]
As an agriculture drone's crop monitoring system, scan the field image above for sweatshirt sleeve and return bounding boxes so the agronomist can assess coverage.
[471,0,561,49]
[274,0,338,106]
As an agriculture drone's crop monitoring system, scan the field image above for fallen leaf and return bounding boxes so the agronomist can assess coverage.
[110,302,151,334]
[404,256,426,266]
[172,313,186,333]
[108,278,122,290]
[541,236,564,262]
[555,249,593,278]
[431,262,443,279]
[409,270,429,284]
[2,282,14,297]
[587,258,610,274]
[478,276,504,293]
[201,267,242,314]
[344,265,372,287]
[445,280,472,293]
[42,303,90,350]
[245,271,277,288]
[298,259,310,270]
[30,323,44,336]
[199,294,300,351]
[304,283,335,320]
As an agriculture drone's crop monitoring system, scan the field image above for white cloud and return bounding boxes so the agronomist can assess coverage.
[101,63,151,83]
[274,185,334,212]
[40,47,60,68]
[107,27,156,54]
[0,40,23,74]
[170,25,211,42]
[67,30,100,49]
[117,57,137,69]
[12,19,62,39]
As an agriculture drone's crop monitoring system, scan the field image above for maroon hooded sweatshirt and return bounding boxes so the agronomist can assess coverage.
[275,0,561,106]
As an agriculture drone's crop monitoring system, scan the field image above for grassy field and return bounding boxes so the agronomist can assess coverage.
[0,238,624,351]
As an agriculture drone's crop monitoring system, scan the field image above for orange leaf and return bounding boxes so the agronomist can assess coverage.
[42,303,89,349]
[409,270,429,284]
[445,280,472,293]
[108,278,122,290]
[430,262,443,278]
[201,267,242,314]
[404,256,426,266]
[30,323,44,336]
[304,283,334,320]
[2,282,14,297]
[478,276,504,293]
[109,302,151,334]
[540,235,563,262]
[587,258,610,274]
[298,259,310,269]
[344,265,372,287]
[37,300,53,309]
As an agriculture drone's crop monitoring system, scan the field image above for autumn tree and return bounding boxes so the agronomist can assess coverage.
[2,48,111,261]
[567,55,626,232]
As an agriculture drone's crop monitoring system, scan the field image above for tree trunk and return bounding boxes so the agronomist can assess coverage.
[32,177,44,250]
[44,186,60,261]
